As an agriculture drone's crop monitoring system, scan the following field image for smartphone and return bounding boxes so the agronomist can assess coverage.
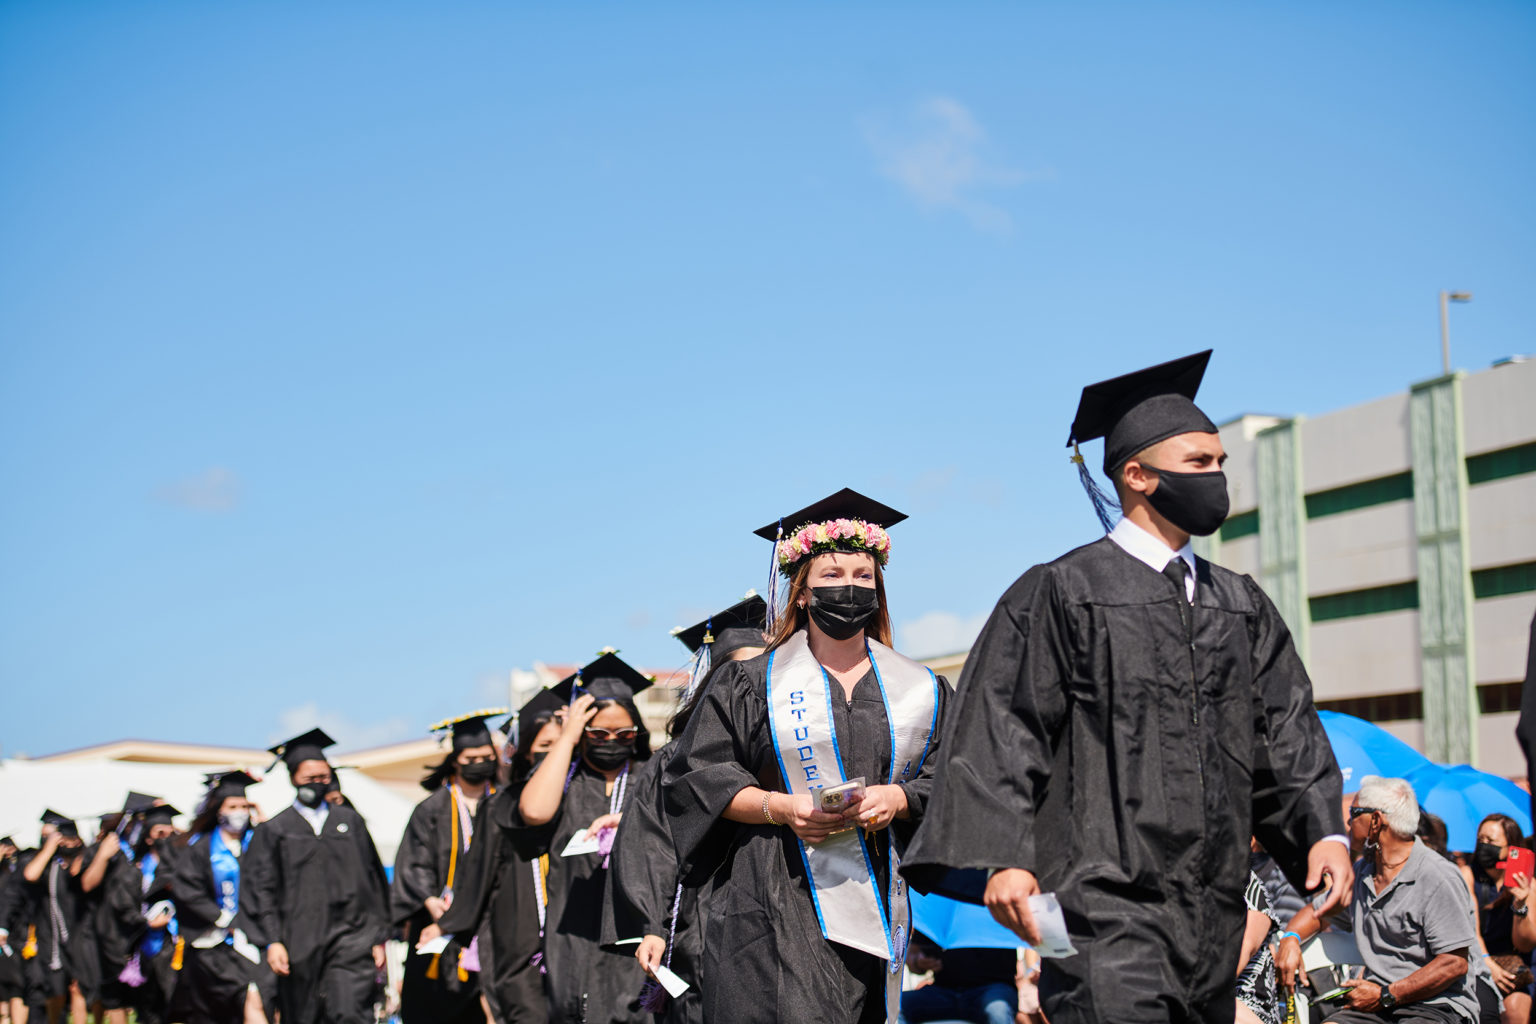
[817,778,866,814]
[1502,846,1534,886]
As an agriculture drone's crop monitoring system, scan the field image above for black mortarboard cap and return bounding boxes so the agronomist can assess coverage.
[1067,350,1218,475]
[205,771,258,803]
[753,488,908,540]
[508,678,573,751]
[122,792,160,816]
[143,804,180,827]
[573,651,653,703]
[673,593,769,661]
[430,709,508,752]
[268,727,337,773]
[41,809,79,837]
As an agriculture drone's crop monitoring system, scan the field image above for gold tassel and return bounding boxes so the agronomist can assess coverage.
[171,936,185,972]
[457,960,469,983]
[21,926,36,959]
[425,953,440,980]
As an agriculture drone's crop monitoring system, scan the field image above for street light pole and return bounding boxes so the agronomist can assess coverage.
[1439,290,1472,375]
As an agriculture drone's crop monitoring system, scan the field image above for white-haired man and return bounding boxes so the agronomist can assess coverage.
[1276,776,1480,1023]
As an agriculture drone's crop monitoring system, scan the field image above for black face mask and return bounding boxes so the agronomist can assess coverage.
[458,760,497,785]
[528,751,549,771]
[295,781,331,809]
[1474,842,1503,871]
[807,585,880,641]
[584,740,635,771]
[1143,466,1230,537]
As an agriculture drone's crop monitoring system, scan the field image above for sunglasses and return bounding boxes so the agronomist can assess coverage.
[584,727,639,743]
[1348,806,1380,819]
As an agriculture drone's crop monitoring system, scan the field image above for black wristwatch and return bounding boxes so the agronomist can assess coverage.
[1378,985,1399,1012]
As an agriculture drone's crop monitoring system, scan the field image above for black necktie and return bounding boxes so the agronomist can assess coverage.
[1163,557,1191,604]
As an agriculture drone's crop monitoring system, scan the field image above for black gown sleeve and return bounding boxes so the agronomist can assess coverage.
[1517,611,1536,826]
[238,823,279,949]
[901,567,1073,891]
[1243,577,1345,893]
[660,661,764,867]
[350,813,393,945]
[389,798,443,928]
[436,797,496,937]
[169,842,223,934]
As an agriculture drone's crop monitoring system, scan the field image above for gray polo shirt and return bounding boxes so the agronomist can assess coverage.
[1350,839,1479,1022]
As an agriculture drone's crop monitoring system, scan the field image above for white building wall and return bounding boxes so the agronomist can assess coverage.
[1300,392,1412,493]
[1308,611,1421,700]
[1462,359,1536,456]
[1467,475,1536,570]
[1474,593,1536,684]
[1306,503,1417,596]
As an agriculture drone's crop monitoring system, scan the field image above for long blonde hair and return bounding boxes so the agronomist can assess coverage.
[765,552,894,651]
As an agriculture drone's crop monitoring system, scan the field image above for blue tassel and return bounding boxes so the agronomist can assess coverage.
[764,517,784,631]
[1072,444,1120,533]
[680,625,713,707]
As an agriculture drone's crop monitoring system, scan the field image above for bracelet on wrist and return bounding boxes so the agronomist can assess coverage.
[762,793,779,826]
[1278,931,1302,945]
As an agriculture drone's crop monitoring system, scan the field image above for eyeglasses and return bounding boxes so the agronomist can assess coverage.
[584,727,639,743]
[1348,806,1380,819]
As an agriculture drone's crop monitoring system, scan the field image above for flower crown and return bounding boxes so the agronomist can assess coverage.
[775,518,892,576]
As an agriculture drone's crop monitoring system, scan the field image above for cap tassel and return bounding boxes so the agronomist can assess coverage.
[1071,443,1120,533]
[764,518,784,631]
[680,621,714,707]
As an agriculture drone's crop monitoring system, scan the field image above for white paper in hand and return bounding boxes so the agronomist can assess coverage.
[1027,893,1077,958]
[415,935,451,956]
[650,964,690,998]
[561,830,602,857]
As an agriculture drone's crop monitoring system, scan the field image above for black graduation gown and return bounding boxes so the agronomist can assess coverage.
[437,788,546,1024]
[602,748,703,1024]
[900,538,1343,1024]
[660,652,952,1024]
[91,849,144,1008]
[127,845,180,1024]
[13,850,88,1005]
[1516,610,1536,825]
[493,760,649,1024]
[241,804,390,1024]
[390,786,485,1024]
[168,831,277,1024]
[0,855,26,999]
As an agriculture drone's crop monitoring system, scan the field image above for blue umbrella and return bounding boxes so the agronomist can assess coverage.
[1318,710,1432,791]
[908,889,1023,951]
[1406,763,1533,853]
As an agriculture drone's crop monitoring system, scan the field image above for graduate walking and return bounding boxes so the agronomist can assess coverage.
[437,689,568,1024]
[242,728,390,1024]
[660,490,951,1024]
[391,710,505,1024]
[902,351,1352,1024]
[493,653,652,1024]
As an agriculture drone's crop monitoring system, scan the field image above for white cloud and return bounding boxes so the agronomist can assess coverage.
[864,97,1027,234]
[897,610,989,659]
[272,702,413,752]
[155,467,241,512]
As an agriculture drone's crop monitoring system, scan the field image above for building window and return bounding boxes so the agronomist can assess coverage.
[1221,509,1259,541]
[1304,472,1415,520]
[1467,441,1536,486]
[1309,580,1420,621]
[1471,561,1536,600]
[1315,691,1423,722]
[1479,682,1525,715]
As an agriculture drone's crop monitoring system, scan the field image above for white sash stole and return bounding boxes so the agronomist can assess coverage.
[765,631,939,971]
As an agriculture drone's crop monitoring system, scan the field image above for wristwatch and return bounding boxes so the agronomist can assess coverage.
[1378,985,1399,1012]
[1515,904,1530,918]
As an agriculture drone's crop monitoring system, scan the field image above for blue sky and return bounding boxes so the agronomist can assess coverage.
[2,1,1532,757]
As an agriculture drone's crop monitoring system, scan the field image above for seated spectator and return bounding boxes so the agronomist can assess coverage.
[900,931,1019,1024]
[1275,775,1480,1023]
[1462,814,1532,1024]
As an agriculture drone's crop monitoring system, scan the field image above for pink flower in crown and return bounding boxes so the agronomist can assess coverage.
[825,519,843,540]
[797,531,813,555]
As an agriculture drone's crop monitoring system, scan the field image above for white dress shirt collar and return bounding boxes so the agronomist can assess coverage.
[293,800,329,836]
[1107,516,1196,601]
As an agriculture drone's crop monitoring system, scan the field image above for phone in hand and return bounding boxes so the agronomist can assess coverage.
[1501,846,1534,887]
[817,778,866,814]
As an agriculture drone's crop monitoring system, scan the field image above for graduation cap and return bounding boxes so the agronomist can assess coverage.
[41,809,79,838]
[504,678,573,753]
[204,771,258,804]
[753,487,908,543]
[122,792,160,816]
[268,727,337,773]
[672,592,768,662]
[143,804,181,828]
[573,650,654,703]
[754,488,907,623]
[429,708,509,752]
[1065,350,1218,529]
